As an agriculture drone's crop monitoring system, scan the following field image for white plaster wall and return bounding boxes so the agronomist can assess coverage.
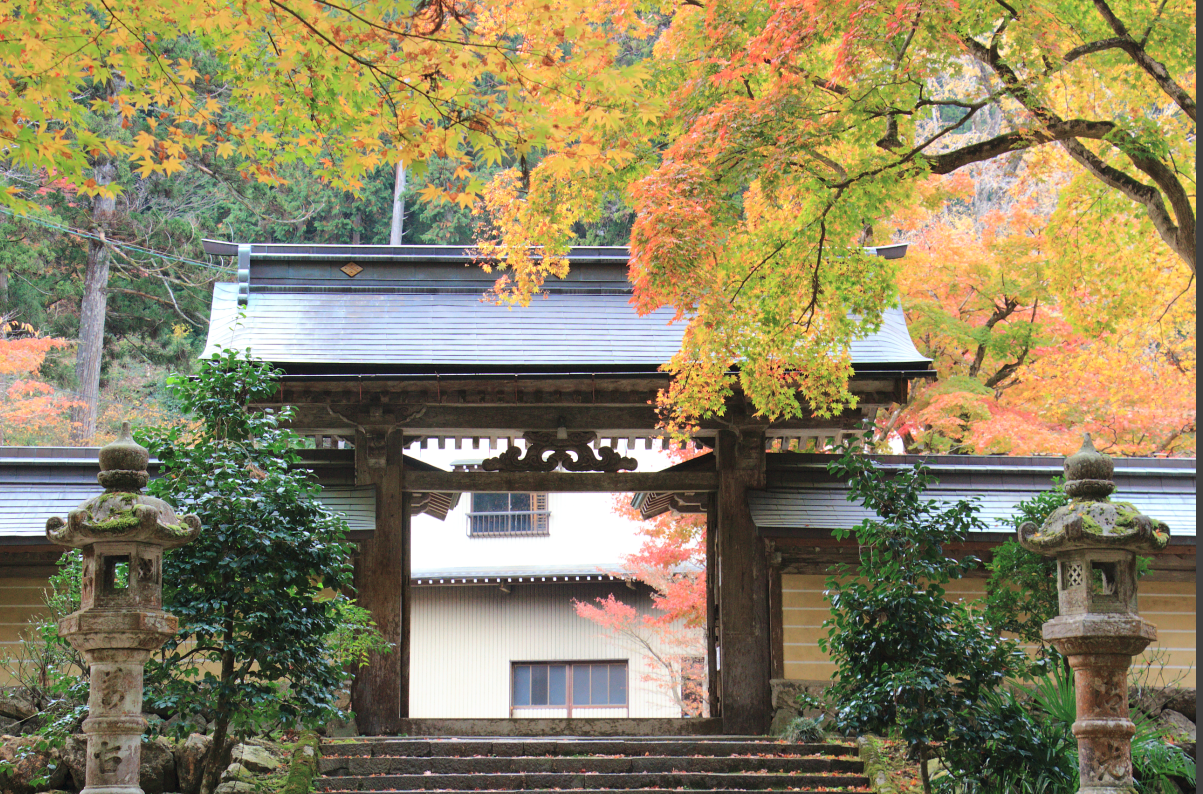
[409,582,684,718]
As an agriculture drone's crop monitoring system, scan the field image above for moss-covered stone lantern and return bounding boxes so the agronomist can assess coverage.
[1018,434,1169,794]
[46,423,200,794]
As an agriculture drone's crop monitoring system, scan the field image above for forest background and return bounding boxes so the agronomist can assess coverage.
[0,0,1196,457]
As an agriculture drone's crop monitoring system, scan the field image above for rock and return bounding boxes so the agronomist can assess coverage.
[231,744,280,774]
[174,733,213,794]
[1158,709,1196,744]
[141,713,166,736]
[1131,685,1176,717]
[323,717,358,739]
[1164,688,1196,722]
[214,782,257,794]
[769,679,829,718]
[221,762,255,783]
[61,734,87,790]
[141,736,178,794]
[0,717,22,735]
[768,709,795,737]
[163,713,208,737]
[0,692,39,722]
[0,735,69,794]
[63,734,177,794]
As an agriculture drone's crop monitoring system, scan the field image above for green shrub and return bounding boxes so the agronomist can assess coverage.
[778,716,826,743]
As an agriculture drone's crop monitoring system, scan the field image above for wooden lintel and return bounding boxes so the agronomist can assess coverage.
[281,402,868,436]
[404,470,719,493]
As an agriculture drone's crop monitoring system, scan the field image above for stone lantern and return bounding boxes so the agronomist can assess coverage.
[1018,434,1169,794]
[46,423,200,794]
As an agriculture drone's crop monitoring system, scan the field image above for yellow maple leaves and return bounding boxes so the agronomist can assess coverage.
[0,0,660,211]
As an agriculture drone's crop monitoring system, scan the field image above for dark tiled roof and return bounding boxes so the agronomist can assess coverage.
[751,453,1197,538]
[0,449,377,541]
[201,244,930,371]
[204,285,930,370]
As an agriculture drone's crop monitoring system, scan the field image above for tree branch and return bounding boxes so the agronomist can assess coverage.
[1088,0,1195,121]
[958,33,1195,272]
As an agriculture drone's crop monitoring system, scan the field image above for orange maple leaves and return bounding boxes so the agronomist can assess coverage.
[891,166,1196,457]
[0,335,86,445]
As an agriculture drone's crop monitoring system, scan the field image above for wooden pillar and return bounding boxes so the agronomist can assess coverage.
[767,542,785,680]
[716,428,772,735]
[350,429,408,734]
[705,493,720,719]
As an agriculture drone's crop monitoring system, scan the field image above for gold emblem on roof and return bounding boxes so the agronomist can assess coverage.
[341,262,363,278]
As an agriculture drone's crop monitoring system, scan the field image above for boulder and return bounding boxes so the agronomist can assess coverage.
[141,713,166,737]
[323,717,358,739]
[220,762,255,783]
[768,709,795,737]
[1164,688,1196,723]
[163,713,208,737]
[0,735,69,794]
[61,735,87,791]
[0,693,38,722]
[62,735,177,794]
[1130,686,1176,717]
[174,733,212,794]
[231,744,279,775]
[140,737,178,794]
[769,679,829,718]
[1158,709,1196,744]
[213,782,256,794]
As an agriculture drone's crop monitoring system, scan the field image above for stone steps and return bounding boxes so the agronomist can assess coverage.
[318,736,868,793]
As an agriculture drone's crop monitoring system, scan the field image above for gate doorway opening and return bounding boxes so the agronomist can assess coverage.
[406,441,712,721]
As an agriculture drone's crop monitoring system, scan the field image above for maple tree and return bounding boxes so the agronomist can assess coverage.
[3,0,661,441]
[884,158,1195,456]
[481,0,1195,432]
[0,325,83,444]
[1,0,657,209]
[574,507,707,717]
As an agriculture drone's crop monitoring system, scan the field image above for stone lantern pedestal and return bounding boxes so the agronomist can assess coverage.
[1019,435,1169,794]
[46,423,200,794]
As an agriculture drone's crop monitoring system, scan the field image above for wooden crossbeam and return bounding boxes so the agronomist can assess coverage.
[403,470,719,493]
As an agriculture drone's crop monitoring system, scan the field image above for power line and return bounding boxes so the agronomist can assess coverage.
[0,207,233,273]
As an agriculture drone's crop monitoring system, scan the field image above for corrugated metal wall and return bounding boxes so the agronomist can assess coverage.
[782,574,1197,687]
[409,581,683,718]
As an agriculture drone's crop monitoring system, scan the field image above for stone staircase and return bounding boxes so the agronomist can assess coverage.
[318,737,870,793]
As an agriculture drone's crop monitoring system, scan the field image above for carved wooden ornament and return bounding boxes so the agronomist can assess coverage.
[482,431,638,473]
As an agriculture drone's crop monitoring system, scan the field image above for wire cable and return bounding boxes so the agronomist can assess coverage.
[0,207,233,273]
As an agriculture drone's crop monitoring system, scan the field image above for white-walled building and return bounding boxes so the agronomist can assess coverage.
[407,446,697,719]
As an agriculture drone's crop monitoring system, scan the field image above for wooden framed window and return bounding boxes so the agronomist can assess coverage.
[467,493,549,537]
[511,661,628,716]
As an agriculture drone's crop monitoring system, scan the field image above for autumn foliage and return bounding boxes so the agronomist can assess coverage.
[574,505,707,717]
[0,333,84,444]
[0,0,659,210]
[889,160,1196,456]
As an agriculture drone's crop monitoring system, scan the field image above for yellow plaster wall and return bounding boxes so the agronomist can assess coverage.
[0,577,53,684]
[782,574,1196,687]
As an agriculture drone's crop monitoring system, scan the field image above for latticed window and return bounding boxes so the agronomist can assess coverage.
[467,492,549,537]
[511,662,628,716]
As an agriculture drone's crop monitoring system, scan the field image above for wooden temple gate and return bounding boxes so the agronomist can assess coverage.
[202,240,929,735]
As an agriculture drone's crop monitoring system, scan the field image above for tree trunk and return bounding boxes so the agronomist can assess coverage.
[68,80,119,444]
[389,162,406,245]
[199,646,236,794]
[918,743,931,794]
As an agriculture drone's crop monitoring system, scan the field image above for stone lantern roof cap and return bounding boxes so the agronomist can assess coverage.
[45,422,200,549]
[1018,435,1170,555]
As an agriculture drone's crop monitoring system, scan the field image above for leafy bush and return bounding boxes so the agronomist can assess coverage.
[778,716,826,743]
[936,687,1078,794]
[821,439,1027,794]
[140,348,389,794]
